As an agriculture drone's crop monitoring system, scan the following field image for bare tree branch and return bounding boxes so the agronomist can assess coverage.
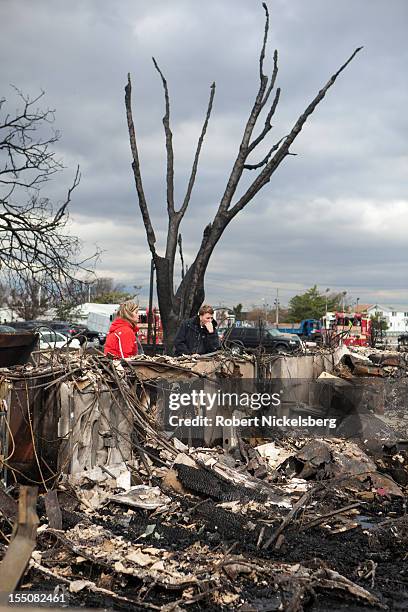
[125,74,156,253]
[180,47,363,321]
[217,7,274,215]
[53,166,80,223]
[0,88,61,190]
[0,88,99,298]
[177,233,185,280]
[248,85,280,153]
[164,81,215,293]
[244,136,285,170]
[260,48,279,111]
[259,3,269,80]
[152,57,175,216]
[178,82,216,219]
[228,46,364,220]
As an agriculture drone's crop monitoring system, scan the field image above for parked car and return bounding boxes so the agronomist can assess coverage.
[68,323,106,346]
[0,325,18,333]
[42,320,72,331]
[398,333,408,353]
[7,320,101,346]
[217,327,228,339]
[35,321,105,346]
[7,320,71,331]
[38,329,81,350]
[6,320,38,330]
[36,321,76,337]
[223,325,302,355]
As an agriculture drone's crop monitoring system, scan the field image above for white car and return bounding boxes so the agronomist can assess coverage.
[39,330,81,350]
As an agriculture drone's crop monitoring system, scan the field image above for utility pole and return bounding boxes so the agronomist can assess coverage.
[147,258,155,344]
[264,301,269,324]
[274,288,280,326]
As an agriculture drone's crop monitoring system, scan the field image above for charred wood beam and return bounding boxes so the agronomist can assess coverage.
[0,486,39,594]
[298,502,361,532]
[29,559,162,610]
[262,485,322,549]
[44,490,62,530]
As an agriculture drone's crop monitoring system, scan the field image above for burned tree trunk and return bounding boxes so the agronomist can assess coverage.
[125,3,362,352]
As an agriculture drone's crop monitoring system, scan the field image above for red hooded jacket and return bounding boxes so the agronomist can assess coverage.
[104,318,139,358]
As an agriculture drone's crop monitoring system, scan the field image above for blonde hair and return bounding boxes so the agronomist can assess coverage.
[199,304,214,316]
[117,300,139,324]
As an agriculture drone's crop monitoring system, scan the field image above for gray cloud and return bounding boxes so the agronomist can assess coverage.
[1,0,407,308]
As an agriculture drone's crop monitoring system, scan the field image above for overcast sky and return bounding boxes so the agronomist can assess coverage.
[1,0,407,309]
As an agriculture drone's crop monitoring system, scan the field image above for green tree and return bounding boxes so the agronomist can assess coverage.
[91,277,135,304]
[93,290,133,304]
[52,280,88,322]
[370,313,388,347]
[288,286,343,322]
[54,277,140,312]
[232,303,243,318]
[54,301,86,322]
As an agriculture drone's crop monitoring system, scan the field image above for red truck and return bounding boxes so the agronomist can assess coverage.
[322,312,372,347]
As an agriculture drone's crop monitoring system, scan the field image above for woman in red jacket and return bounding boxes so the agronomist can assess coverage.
[104,301,140,359]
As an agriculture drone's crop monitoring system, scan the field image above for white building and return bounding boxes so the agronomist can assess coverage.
[212,306,235,328]
[71,303,120,333]
[367,304,408,334]
[71,302,154,336]
[0,307,21,322]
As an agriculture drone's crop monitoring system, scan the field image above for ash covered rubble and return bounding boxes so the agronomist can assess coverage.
[0,347,407,610]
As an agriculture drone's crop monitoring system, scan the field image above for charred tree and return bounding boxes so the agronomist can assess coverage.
[125,3,362,351]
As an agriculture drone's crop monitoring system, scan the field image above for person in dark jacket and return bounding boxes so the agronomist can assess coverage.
[174,304,220,356]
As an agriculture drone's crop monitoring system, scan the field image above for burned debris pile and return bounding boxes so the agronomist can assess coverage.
[0,348,408,610]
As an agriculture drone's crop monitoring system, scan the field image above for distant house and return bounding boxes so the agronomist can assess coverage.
[354,304,372,314]
[212,306,235,327]
[367,304,408,334]
[0,307,21,322]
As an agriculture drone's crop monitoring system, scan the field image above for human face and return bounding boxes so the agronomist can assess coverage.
[130,310,139,324]
[199,312,212,326]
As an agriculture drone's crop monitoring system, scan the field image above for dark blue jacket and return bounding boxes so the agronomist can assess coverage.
[174,316,220,356]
